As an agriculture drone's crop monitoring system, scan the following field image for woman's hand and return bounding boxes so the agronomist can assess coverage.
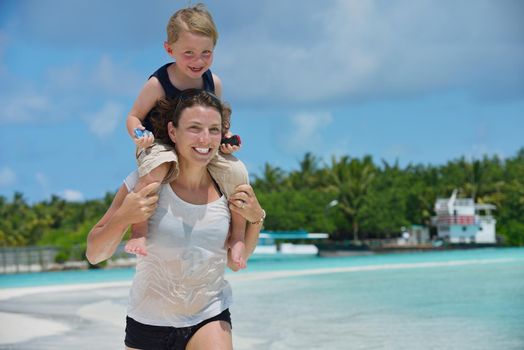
[228,184,264,223]
[117,182,160,225]
[86,181,160,265]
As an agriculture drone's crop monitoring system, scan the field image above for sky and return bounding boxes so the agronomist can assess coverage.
[0,0,523,203]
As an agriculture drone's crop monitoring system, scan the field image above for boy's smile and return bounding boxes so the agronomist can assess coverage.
[166,31,215,80]
[189,66,205,74]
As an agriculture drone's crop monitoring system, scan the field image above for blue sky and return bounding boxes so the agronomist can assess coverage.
[0,0,523,203]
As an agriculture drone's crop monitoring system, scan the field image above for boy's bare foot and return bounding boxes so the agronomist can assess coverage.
[227,250,239,272]
[230,241,246,270]
[125,237,148,256]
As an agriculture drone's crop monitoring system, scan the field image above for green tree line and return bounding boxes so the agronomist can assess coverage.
[1,148,524,252]
[253,148,524,246]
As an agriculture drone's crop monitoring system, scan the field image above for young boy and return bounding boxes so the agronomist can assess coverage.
[124,3,248,270]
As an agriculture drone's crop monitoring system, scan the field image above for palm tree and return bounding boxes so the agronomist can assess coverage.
[252,163,286,193]
[287,152,321,189]
[326,155,376,241]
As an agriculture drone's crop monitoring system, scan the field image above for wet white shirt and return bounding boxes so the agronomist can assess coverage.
[124,172,232,327]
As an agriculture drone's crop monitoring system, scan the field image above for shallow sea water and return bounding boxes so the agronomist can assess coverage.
[231,248,524,350]
[0,248,523,349]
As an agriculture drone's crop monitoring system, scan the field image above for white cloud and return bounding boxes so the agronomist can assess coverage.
[0,94,50,123]
[383,144,411,160]
[92,56,124,92]
[1,0,523,116]
[35,172,50,198]
[61,189,84,202]
[44,56,143,97]
[469,144,505,161]
[217,0,524,105]
[0,56,139,125]
[8,0,170,49]
[284,112,333,154]
[0,167,16,187]
[85,101,124,138]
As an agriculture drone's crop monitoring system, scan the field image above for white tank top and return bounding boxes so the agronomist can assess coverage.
[124,172,233,327]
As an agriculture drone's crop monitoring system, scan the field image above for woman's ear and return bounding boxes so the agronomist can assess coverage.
[168,122,176,143]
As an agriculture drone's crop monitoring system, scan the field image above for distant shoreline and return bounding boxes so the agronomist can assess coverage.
[316,241,501,257]
[0,244,512,275]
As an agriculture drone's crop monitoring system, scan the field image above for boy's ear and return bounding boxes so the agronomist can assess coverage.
[164,41,173,55]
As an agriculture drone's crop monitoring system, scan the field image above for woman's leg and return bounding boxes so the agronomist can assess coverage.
[186,320,233,350]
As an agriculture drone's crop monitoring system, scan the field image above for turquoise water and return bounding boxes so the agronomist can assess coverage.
[0,247,522,288]
[1,248,523,349]
[232,248,524,350]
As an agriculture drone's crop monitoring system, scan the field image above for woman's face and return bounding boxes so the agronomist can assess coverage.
[169,105,222,167]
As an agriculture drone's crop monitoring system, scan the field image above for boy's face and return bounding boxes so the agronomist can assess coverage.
[165,31,215,79]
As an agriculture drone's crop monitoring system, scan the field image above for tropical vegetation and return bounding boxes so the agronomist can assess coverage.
[1,148,524,260]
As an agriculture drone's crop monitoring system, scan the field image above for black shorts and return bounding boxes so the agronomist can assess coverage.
[124,309,232,350]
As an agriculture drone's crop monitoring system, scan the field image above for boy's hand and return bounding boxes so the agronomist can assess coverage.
[134,127,155,148]
[220,133,241,154]
[220,143,240,154]
[136,134,155,149]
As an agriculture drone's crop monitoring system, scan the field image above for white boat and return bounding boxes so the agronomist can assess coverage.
[252,231,329,257]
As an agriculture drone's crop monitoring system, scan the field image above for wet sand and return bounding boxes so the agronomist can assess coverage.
[0,278,261,350]
[1,256,522,349]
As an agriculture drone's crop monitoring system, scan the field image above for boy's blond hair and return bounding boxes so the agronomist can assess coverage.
[166,3,218,45]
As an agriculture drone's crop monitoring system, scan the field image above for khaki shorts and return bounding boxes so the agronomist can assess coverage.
[136,143,249,198]
[136,142,179,184]
[208,153,250,198]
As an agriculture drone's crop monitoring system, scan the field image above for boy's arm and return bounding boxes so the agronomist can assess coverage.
[213,74,239,154]
[212,73,223,99]
[126,77,165,139]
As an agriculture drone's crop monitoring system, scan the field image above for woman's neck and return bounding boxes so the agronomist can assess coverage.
[171,162,221,205]
[174,162,210,191]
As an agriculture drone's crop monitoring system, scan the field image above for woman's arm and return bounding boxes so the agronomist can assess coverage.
[86,182,159,264]
[228,184,265,258]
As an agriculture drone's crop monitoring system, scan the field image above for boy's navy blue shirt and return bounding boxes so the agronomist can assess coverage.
[143,63,215,132]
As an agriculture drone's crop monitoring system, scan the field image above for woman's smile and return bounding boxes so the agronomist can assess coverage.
[193,147,211,154]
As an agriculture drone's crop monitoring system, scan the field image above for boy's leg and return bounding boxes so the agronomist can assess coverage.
[125,163,170,256]
[125,162,172,256]
[126,143,178,256]
[208,154,249,270]
[228,211,247,269]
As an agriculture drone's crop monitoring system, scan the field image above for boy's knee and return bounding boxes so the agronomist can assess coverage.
[208,154,249,198]
[144,162,177,183]
[155,162,171,173]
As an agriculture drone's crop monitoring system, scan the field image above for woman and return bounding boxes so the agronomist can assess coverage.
[86,89,265,350]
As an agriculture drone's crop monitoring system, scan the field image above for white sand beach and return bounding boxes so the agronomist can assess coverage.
[0,254,523,349]
[0,282,131,348]
[0,311,70,344]
[0,273,277,349]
